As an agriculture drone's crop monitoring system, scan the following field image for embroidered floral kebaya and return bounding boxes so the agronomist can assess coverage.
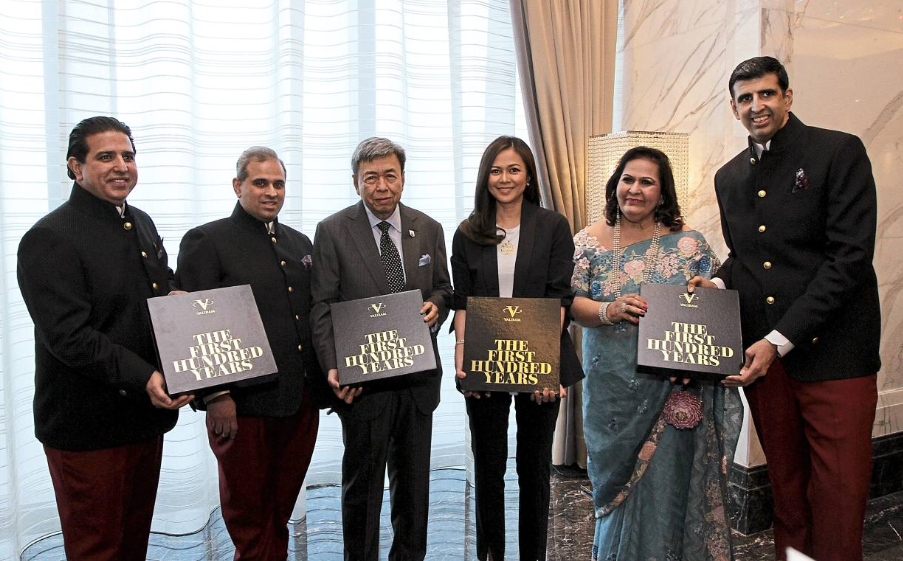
[571,232,713,299]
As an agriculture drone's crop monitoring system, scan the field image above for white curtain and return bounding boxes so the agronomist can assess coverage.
[0,0,527,556]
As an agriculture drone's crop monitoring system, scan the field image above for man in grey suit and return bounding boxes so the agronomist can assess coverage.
[310,137,452,560]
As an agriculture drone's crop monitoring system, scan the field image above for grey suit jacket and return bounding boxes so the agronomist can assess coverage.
[310,201,452,420]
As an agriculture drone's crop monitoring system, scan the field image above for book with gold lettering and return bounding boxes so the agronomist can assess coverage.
[331,289,437,385]
[147,285,278,395]
[461,297,560,392]
[637,284,742,377]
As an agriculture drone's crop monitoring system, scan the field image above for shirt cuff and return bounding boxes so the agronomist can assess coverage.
[711,277,726,290]
[203,390,230,404]
[764,330,794,358]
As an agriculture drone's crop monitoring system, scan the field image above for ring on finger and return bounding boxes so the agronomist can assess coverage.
[620,302,627,314]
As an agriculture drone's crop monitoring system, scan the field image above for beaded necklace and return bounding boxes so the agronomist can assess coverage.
[611,211,661,299]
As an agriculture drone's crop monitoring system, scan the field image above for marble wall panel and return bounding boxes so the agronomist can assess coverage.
[620,0,760,261]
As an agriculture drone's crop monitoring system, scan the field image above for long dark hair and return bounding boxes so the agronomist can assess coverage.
[459,136,541,245]
[603,146,684,232]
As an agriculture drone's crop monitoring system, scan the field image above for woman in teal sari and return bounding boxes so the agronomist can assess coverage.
[571,147,743,561]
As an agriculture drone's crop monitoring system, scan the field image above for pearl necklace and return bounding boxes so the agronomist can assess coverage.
[612,212,661,299]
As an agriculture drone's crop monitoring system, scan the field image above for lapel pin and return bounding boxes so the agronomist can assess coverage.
[409,230,416,238]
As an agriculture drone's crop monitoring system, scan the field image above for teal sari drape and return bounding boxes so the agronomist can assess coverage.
[572,229,743,561]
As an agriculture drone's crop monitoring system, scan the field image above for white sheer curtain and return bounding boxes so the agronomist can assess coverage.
[0,0,527,556]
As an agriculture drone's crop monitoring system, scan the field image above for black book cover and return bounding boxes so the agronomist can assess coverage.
[147,285,278,395]
[331,289,436,385]
[636,284,743,378]
[461,297,560,392]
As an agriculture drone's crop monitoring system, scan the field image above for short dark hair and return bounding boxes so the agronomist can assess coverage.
[603,146,684,232]
[236,146,286,182]
[459,135,541,245]
[351,137,406,176]
[66,116,135,180]
[728,56,789,98]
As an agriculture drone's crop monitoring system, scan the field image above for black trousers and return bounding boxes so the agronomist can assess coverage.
[340,389,433,561]
[467,393,560,561]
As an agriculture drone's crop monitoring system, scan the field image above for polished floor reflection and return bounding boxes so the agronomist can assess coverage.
[22,463,903,560]
[22,462,592,561]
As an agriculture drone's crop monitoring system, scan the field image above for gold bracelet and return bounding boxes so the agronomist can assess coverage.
[455,340,465,346]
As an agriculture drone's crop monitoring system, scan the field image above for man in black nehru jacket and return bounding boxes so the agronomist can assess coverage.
[690,56,881,561]
[176,146,324,559]
[18,116,192,560]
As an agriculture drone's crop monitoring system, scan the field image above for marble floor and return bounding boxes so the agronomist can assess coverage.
[21,463,903,560]
[733,489,903,561]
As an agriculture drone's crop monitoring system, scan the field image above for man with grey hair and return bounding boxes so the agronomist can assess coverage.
[311,137,452,559]
[176,146,323,558]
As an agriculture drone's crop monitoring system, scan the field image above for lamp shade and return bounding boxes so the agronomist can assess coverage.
[586,131,690,225]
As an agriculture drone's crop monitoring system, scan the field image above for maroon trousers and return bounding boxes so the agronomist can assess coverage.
[208,390,319,560]
[44,436,163,561]
[744,359,877,561]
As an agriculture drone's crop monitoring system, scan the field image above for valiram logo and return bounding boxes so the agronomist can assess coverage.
[369,303,387,318]
[679,293,699,309]
[193,299,216,315]
[503,305,522,322]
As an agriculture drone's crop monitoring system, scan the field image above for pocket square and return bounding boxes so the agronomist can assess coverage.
[155,235,165,260]
[792,168,810,192]
[302,254,312,270]
[418,254,431,266]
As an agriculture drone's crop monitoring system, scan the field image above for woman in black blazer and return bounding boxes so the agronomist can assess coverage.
[451,136,584,561]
